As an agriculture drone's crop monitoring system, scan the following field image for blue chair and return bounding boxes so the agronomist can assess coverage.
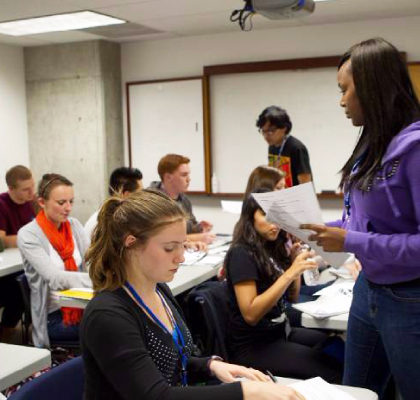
[8,356,84,400]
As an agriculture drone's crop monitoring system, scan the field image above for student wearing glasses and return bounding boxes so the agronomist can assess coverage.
[18,173,91,348]
[256,107,312,188]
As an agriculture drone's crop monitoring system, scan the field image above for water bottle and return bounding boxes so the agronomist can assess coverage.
[298,244,320,286]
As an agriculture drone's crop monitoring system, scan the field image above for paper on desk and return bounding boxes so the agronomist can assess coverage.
[182,250,207,266]
[289,377,357,400]
[208,244,230,255]
[292,293,352,319]
[59,288,93,301]
[313,280,354,297]
[252,183,348,268]
[194,254,225,267]
[221,200,243,215]
[328,266,354,280]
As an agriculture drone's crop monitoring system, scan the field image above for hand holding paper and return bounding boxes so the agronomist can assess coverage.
[300,224,347,252]
[252,183,348,268]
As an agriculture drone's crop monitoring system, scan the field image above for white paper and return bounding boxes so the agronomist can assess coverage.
[292,293,352,319]
[182,250,207,266]
[289,377,358,400]
[313,280,354,297]
[194,254,225,267]
[252,183,349,268]
[328,266,354,280]
[208,244,230,255]
[221,200,243,215]
[207,235,232,250]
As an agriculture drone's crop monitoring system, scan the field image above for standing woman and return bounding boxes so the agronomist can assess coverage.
[302,38,420,400]
[18,174,91,348]
[81,189,305,400]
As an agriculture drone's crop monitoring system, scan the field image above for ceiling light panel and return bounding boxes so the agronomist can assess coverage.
[0,11,126,36]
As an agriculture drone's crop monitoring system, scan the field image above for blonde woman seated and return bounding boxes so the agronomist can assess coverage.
[18,174,91,348]
[80,189,305,400]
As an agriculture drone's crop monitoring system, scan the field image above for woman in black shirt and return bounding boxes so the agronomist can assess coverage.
[225,191,342,383]
[80,189,305,400]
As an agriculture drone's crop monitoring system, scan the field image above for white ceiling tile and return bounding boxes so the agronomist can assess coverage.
[0,0,419,45]
[0,0,80,22]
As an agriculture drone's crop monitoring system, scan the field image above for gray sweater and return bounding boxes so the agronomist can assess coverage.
[17,217,91,348]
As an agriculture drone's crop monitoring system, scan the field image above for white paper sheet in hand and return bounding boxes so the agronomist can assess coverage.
[252,183,348,268]
[289,377,358,400]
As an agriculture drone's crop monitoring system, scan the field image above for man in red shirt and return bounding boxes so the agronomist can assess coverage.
[0,165,35,248]
[0,165,35,342]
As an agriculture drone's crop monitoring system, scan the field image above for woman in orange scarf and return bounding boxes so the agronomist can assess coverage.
[17,174,91,348]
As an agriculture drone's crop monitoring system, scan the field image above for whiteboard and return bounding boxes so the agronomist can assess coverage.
[128,78,206,192]
[210,67,360,193]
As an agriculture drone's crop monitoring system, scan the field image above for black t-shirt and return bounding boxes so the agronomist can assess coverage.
[268,135,312,187]
[225,245,287,355]
[81,285,242,400]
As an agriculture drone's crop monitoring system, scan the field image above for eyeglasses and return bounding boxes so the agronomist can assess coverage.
[258,127,279,136]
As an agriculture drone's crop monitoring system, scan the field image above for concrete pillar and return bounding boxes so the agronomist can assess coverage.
[24,40,123,223]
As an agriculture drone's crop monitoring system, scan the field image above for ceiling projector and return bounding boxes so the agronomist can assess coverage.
[231,0,315,30]
[252,0,315,19]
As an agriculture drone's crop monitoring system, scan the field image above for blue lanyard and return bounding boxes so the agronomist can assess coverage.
[124,281,188,386]
[344,153,366,219]
[276,135,289,159]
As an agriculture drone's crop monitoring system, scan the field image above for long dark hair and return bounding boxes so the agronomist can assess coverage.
[228,189,290,282]
[338,37,420,190]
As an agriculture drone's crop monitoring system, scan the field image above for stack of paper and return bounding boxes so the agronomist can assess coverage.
[290,377,358,400]
[313,280,354,297]
[292,293,352,319]
[252,183,349,268]
[59,288,93,301]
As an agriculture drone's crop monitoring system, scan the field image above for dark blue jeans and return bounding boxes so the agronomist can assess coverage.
[344,274,420,400]
[47,310,80,343]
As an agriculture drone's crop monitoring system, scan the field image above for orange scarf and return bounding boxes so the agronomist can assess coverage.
[36,210,83,326]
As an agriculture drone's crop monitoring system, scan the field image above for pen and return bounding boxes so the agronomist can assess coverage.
[266,370,278,383]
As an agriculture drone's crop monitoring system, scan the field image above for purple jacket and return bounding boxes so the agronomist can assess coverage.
[329,120,420,284]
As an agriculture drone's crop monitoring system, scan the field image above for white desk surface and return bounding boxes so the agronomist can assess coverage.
[0,343,51,391]
[57,263,220,309]
[0,248,23,278]
[277,377,378,400]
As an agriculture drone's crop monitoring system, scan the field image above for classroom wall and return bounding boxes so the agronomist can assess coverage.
[121,15,420,233]
[0,43,30,193]
[25,41,124,223]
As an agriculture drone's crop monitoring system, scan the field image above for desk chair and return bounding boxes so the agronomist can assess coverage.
[7,356,84,400]
[188,280,229,360]
[15,273,79,350]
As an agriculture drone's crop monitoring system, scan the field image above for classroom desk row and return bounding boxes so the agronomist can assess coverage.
[2,246,350,330]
